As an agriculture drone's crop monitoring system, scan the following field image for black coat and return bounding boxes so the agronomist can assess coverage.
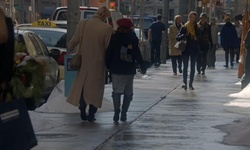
[106,30,145,75]
[0,17,14,83]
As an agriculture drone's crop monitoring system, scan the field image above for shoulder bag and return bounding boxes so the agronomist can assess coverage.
[71,20,88,70]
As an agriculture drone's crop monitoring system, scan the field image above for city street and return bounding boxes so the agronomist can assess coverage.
[33,49,250,150]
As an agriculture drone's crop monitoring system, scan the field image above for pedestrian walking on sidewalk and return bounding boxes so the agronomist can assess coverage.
[220,17,239,68]
[207,18,219,68]
[0,7,14,102]
[234,20,242,63]
[196,13,213,75]
[148,14,166,67]
[106,18,146,122]
[176,11,201,90]
[168,15,183,75]
[67,7,113,122]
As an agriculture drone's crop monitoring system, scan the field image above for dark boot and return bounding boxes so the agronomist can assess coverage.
[79,95,87,121]
[121,94,133,121]
[88,104,97,122]
[112,92,121,122]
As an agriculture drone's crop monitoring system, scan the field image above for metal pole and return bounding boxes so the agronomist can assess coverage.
[161,0,169,64]
[209,0,212,23]
[31,0,35,22]
[118,0,120,11]
[10,0,14,19]
[67,0,80,46]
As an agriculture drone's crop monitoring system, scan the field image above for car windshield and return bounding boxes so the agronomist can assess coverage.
[133,18,153,29]
[134,28,146,40]
[28,29,67,48]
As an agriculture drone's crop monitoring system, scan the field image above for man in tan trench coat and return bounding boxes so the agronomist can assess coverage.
[67,7,113,121]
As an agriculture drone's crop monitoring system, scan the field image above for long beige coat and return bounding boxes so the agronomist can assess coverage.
[168,24,182,56]
[66,14,113,108]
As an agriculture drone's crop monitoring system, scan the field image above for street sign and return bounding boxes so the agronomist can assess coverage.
[31,19,57,27]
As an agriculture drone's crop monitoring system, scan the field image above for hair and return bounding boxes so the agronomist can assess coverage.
[188,11,198,19]
[0,7,8,44]
[117,26,132,33]
[174,15,181,22]
[157,14,162,20]
[96,6,111,19]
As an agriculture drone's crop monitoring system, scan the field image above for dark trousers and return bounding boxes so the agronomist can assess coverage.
[197,48,209,73]
[151,40,162,64]
[79,92,97,116]
[171,55,182,74]
[207,44,217,67]
[224,47,234,66]
[183,54,197,85]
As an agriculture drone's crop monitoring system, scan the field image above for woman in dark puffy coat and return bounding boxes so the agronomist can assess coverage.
[106,18,146,122]
[220,17,239,68]
[0,8,14,102]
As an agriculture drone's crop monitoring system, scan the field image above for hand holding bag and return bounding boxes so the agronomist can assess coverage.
[71,20,88,70]
[174,40,187,51]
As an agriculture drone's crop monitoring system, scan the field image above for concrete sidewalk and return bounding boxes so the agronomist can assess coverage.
[33,50,249,150]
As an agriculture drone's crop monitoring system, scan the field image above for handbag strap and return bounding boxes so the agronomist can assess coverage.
[77,20,88,55]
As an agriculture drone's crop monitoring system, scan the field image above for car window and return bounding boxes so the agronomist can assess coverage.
[32,34,50,56]
[30,29,66,48]
[81,10,96,19]
[28,33,44,56]
[133,19,153,29]
[57,11,67,20]
[134,29,146,40]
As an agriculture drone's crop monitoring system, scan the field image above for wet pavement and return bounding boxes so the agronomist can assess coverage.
[33,49,249,150]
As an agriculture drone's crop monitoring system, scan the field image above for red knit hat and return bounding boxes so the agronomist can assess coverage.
[117,18,133,28]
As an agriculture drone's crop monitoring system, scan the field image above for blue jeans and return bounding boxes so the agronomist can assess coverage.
[182,54,197,85]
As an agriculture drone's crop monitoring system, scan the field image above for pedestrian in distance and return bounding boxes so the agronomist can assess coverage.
[148,14,166,68]
[176,11,201,90]
[168,15,183,75]
[106,18,147,122]
[0,7,14,102]
[67,6,113,122]
[220,17,239,68]
[207,18,219,68]
[197,13,213,75]
[234,20,242,63]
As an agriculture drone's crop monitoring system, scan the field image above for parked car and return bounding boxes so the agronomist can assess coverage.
[51,6,123,30]
[132,17,154,39]
[134,28,151,67]
[14,29,60,99]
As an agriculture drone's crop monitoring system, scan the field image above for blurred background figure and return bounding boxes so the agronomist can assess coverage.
[220,17,239,68]
[197,13,213,75]
[168,15,183,75]
[0,7,14,102]
[207,18,219,68]
[234,20,242,63]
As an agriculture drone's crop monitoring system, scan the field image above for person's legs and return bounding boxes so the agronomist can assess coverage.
[88,105,98,121]
[201,48,208,75]
[229,48,235,67]
[224,48,229,68]
[177,55,183,73]
[154,40,162,66]
[189,54,197,90]
[182,55,189,90]
[196,53,201,74]
[121,75,134,121]
[79,91,87,121]
[171,56,177,74]
[151,41,156,65]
